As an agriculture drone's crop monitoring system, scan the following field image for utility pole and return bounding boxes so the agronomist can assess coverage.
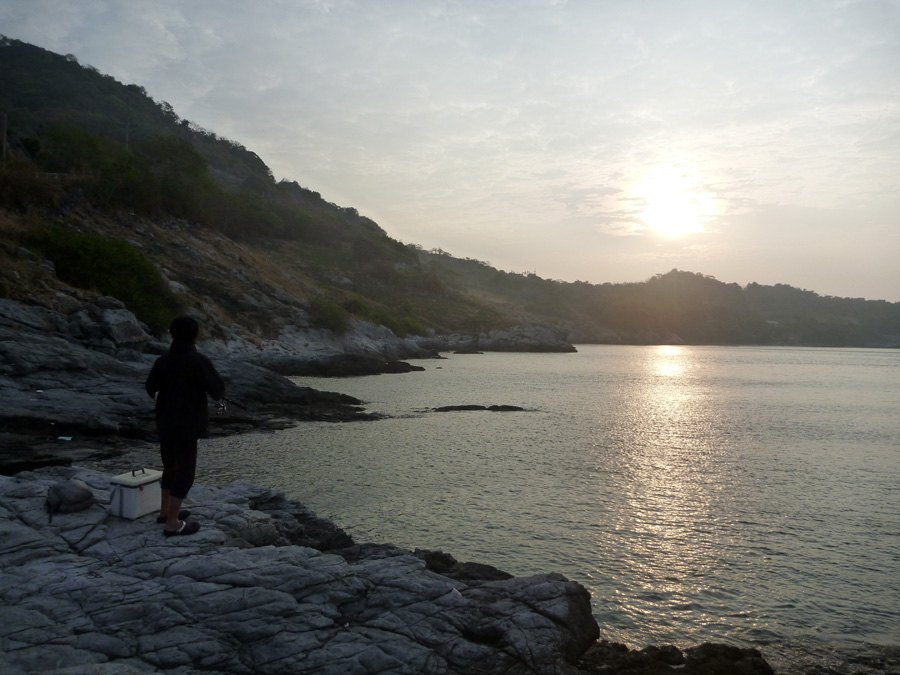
[2,113,7,169]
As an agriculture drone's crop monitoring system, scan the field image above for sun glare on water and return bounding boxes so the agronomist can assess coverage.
[636,168,717,237]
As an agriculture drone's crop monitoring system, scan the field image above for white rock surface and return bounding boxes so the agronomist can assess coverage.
[0,467,598,674]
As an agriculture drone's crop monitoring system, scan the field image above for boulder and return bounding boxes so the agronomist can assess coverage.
[99,308,151,352]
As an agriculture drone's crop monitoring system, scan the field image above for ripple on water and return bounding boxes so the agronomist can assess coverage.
[198,346,899,672]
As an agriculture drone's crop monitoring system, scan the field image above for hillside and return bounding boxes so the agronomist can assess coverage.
[2,35,899,349]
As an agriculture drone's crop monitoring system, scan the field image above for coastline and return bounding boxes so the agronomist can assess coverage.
[3,296,895,673]
[1,464,779,675]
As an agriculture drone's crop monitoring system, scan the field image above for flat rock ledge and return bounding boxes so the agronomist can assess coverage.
[0,466,599,675]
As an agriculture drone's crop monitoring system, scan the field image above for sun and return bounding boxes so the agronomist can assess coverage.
[635,169,716,237]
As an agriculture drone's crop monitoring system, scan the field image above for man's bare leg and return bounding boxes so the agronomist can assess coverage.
[159,488,171,522]
[165,495,185,531]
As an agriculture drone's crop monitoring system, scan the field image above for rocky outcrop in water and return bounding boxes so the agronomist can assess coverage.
[0,466,599,674]
[577,640,774,674]
[0,293,579,473]
[414,323,577,354]
[266,353,428,377]
[216,321,437,377]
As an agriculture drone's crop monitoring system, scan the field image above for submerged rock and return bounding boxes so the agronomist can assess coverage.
[577,639,774,675]
[0,466,600,675]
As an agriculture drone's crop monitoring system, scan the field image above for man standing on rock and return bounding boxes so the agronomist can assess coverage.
[145,316,225,537]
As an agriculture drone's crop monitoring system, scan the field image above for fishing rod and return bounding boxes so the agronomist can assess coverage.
[216,396,248,414]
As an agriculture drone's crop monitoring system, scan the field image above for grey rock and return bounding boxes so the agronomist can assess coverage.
[0,467,599,675]
[0,298,66,333]
[0,301,387,473]
[92,297,128,311]
[482,324,577,352]
[577,639,775,674]
[45,478,96,519]
[269,353,426,377]
[419,323,576,354]
[66,310,107,344]
[53,292,84,316]
[99,309,150,351]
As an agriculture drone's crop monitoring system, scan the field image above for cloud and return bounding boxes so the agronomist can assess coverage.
[2,0,899,299]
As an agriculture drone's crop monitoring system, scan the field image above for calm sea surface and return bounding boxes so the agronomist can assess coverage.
[204,345,900,673]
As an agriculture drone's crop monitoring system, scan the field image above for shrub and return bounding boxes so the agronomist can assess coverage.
[402,316,428,337]
[26,224,180,331]
[0,165,66,211]
[308,297,350,335]
[342,297,369,316]
[369,308,428,337]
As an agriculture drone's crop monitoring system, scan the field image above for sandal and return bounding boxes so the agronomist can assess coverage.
[156,510,190,524]
[163,520,201,537]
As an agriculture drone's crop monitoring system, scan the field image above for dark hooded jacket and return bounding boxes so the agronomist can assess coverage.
[145,340,225,441]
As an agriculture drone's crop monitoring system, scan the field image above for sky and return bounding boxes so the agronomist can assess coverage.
[3,0,900,301]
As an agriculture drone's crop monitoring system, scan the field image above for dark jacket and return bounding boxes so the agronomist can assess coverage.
[145,340,225,441]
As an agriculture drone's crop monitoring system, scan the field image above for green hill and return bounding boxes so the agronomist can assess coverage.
[2,36,898,348]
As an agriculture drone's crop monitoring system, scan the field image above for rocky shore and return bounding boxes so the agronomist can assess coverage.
[1,466,776,675]
[1,295,778,674]
[0,466,598,674]
[0,293,581,475]
[0,296,408,474]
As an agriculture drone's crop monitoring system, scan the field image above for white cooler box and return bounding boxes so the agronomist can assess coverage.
[109,468,162,519]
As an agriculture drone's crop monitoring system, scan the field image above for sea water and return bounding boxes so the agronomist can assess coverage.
[203,345,900,673]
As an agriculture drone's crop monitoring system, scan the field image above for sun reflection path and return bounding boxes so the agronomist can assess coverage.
[601,345,736,641]
[654,345,687,378]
